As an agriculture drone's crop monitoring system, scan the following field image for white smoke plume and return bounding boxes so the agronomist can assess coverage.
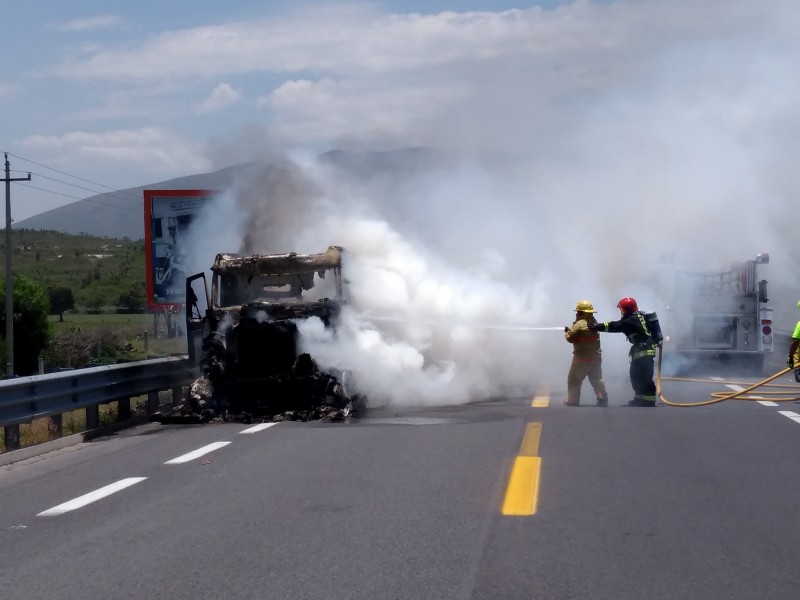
[178,0,800,406]
[183,153,576,407]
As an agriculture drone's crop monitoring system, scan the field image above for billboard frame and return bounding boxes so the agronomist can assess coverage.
[144,189,217,313]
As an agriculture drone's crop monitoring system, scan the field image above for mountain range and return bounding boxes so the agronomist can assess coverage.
[15,163,245,240]
[13,148,447,240]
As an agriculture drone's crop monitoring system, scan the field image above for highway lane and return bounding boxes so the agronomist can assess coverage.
[0,405,526,600]
[1,365,800,599]
[480,373,800,599]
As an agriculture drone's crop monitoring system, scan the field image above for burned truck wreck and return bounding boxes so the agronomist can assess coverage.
[153,246,357,423]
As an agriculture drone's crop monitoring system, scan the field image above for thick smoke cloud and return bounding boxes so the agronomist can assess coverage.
[183,0,800,406]
[182,151,571,405]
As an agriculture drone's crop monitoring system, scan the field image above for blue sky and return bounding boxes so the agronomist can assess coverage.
[1,0,799,277]
[3,0,570,220]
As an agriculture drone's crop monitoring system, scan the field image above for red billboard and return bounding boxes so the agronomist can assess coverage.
[144,189,217,311]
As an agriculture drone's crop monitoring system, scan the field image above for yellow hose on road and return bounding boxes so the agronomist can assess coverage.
[656,347,799,407]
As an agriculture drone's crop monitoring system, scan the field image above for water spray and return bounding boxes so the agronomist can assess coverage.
[359,313,564,331]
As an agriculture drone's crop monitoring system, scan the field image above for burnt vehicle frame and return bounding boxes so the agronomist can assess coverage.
[161,245,355,422]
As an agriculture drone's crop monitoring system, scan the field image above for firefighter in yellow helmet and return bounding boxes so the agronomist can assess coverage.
[789,299,800,383]
[563,299,608,406]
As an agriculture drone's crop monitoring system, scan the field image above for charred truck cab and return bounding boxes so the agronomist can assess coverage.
[656,253,773,373]
[156,246,355,423]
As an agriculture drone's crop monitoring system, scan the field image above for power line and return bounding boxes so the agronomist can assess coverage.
[13,169,120,197]
[15,181,141,213]
[7,152,141,208]
[4,152,146,215]
[16,182,87,200]
[18,171,143,207]
[5,151,138,198]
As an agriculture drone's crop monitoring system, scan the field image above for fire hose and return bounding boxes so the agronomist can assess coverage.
[656,346,800,407]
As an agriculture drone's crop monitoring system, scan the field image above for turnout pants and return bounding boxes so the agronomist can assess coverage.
[630,356,657,403]
[567,358,607,404]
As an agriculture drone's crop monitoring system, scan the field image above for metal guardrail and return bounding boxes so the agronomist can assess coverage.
[1,356,195,452]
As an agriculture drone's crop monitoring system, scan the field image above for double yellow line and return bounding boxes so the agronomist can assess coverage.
[501,393,547,516]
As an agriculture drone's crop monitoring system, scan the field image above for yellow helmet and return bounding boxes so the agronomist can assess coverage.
[575,300,596,313]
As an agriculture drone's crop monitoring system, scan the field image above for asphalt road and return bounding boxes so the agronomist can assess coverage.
[2,359,800,600]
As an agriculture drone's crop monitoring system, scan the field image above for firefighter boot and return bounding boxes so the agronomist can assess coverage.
[627,398,656,407]
[564,398,580,406]
[596,397,608,407]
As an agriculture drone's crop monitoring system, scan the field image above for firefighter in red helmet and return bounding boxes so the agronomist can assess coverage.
[588,297,658,407]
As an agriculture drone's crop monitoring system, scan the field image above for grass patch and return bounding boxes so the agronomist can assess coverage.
[44,313,187,369]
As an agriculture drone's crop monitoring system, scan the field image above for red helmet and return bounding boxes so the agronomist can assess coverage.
[617,297,638,314]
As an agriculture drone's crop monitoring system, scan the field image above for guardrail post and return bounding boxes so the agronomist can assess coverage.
[118,397,131,421]
[171,386,183,407]
[86,405,100,430]
[49,414,62,437]
[4,425,20,451]
[147,391,159,414]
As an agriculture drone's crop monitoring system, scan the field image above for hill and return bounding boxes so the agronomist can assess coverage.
[0,229,145,312]
[13,148,447,240]
[13,164,248,240]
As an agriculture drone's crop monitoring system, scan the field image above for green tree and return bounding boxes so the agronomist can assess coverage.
[0,274,51,376]
[118,281,146,313]
[47,286,75,321]
[81,288,106,314]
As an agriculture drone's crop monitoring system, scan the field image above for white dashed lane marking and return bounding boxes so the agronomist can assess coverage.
[240,423,278,434]
[778,411,800,424]
[724,383,782,406]
[34,425,280,517]
[164,441,231,465]
[37,477,147,517]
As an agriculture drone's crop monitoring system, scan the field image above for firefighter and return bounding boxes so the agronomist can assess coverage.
[789,300,800,383]
[588,296,657,407]
[564,300,608,406]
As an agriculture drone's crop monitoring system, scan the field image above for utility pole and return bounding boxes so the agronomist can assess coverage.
[2,153,31,377]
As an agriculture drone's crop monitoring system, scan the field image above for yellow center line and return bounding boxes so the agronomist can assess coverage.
[519,422,541,456]
[531,393,550,408]
[501,422,542,516]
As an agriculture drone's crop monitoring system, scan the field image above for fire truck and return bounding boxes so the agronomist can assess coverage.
[655,253,773,373]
